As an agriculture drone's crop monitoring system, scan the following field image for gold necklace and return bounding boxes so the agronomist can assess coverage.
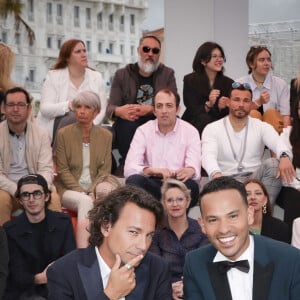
[252,74,264,84]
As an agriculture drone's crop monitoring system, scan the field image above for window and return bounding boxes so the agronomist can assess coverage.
[57,38,62,49]
[130,45,135,56]
[28,0,34,21]
[86,40,91,52]
[47,36,52,48]
[108,14,114,31]
[130,14,135,33]
[98,42,102,53]
[86,8,91,28]
[1,32,7,43]
[15,33,21,45]
[109,42,114,54]
[57,3,63,24]
[74,6,80,27]
[97,12,103,29]
[46,2,52,23]
[120,44,124,55]
[120,15,124,32]
[29,69,35,82]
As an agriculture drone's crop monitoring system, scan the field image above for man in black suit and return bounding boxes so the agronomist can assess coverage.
[184,176,300,300]
[47,185,172,300]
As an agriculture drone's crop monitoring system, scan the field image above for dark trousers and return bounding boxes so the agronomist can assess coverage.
[126,174,200,208]
[276,186,300,231]
[113,115,154,165]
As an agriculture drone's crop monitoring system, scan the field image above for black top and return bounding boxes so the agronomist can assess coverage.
[182,71,233,136]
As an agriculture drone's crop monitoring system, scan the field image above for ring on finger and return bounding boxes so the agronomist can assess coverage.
[125,263,132,270]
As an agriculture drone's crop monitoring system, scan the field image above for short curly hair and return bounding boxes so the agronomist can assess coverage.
[88,185,164,246]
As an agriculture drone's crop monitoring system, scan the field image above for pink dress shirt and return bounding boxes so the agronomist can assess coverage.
[124,118,201,181]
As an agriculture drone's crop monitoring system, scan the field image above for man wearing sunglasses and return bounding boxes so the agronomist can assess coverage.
[106,35,177,176]
[202,82,295,206]
[0,87,62,226]
[3,174,75,299]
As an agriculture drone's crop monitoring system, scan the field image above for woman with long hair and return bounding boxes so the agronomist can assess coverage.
[36,39,106,141]
[276,95,300,232]
[244,179,290,243]
[237,45,290,133]
[182,41,233,137]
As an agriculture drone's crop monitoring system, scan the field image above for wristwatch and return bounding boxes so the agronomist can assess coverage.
[280,152,289,159]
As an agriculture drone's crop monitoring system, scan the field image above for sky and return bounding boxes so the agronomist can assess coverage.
[141,0,165,31]
[141,0,299,31]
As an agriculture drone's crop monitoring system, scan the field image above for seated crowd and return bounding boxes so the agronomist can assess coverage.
[1,36,300,299]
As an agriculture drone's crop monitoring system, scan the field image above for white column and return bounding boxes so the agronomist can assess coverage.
[164,0,249,105]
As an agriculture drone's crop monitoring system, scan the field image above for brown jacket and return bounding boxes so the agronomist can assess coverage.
[55,123,112,196]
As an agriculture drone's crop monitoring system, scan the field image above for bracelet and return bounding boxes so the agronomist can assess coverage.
[254,101,261,108]
[205,101,212,109]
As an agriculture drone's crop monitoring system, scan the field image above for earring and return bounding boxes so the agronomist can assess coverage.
[262,204,267,214]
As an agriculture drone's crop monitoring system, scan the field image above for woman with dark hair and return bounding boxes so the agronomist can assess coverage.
[237,45,290,133]
[276,95,300,232]
[290,70,300,116]
[36,39,106,141]
[244,179,290,243]
[182,41,233,136]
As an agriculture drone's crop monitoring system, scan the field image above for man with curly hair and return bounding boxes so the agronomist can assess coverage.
[47,185,172,300]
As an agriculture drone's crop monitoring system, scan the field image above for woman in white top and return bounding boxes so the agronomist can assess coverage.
[36,39,106,140]
[237,45,290,133]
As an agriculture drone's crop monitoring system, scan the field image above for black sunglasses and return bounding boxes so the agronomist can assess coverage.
[142,46,160,55]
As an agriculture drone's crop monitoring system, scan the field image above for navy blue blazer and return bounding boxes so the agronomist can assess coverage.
[47,245,172,300]
[3,209,76,299]
[184,234,300,300]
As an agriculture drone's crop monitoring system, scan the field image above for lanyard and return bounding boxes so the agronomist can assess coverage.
[223,117,249,173]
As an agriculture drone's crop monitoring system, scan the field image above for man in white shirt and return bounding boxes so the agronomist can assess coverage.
[47,185,172,300]
[184,176,300,300]
[202,82,295,205]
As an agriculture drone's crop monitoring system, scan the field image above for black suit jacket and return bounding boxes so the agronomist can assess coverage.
[47,245,172,300]
[0,227,8,300]
[3,210,76,299]
[184,234,300,300]
[261,215,291,243]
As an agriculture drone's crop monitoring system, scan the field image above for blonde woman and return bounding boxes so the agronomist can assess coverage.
[150,178,207,300]
[55,91,112,248]
[92,174,121,203]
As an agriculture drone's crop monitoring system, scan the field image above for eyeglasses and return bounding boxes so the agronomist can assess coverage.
[232,82,252,90]
[142,46,160,55]
[20,190,44,201]
[165,196,186,205]
[5,102,29,109]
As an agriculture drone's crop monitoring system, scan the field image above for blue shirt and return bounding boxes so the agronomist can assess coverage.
[149,217,208,282]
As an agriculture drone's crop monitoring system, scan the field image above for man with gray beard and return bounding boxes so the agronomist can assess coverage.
[106,35,177,176]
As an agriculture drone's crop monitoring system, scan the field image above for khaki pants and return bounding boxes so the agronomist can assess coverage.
[0,189,62,225]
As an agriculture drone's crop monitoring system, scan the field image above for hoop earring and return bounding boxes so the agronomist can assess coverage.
[262,204,267,214]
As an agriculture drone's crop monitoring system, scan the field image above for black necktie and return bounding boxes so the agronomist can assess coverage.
[216,260,250,274]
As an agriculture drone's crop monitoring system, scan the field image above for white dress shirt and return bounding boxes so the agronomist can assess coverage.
[213,235,254,300]
[95,247,125,300]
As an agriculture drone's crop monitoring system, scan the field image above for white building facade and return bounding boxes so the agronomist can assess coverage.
[0,0,148,100]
